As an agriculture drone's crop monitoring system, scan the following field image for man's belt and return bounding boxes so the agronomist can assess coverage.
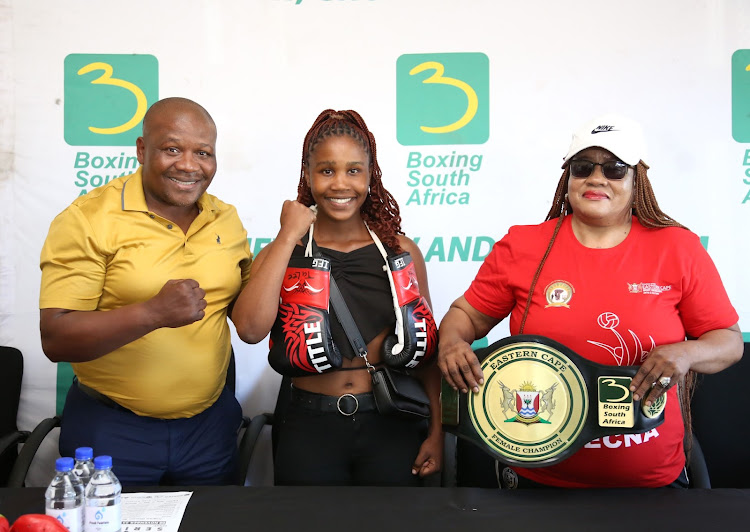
[75,378,133,414]
[441,335,667,468]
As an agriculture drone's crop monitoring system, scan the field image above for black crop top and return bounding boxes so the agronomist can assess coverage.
[291,241,394,360]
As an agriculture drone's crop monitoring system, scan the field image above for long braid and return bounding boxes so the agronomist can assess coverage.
[631,162,687,229]
[518,214,565,334]
[634,163,697,472]
[297,109,403,252]
[544,159,695,460]
[544,167,570,221]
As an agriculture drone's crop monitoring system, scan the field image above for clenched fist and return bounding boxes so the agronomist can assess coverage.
[278,200,316,243]
[147,279,207,328]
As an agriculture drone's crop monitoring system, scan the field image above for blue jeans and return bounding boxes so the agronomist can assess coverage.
[59,382,242,486]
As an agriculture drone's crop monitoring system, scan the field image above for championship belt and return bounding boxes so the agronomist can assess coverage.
[441,335,667,468]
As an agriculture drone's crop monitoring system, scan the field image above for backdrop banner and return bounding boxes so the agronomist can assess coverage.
[1,0,748,486]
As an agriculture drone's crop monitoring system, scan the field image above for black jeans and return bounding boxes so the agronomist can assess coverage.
[274,393,427,486]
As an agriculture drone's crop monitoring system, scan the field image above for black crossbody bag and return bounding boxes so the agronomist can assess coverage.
[329,276,430,420]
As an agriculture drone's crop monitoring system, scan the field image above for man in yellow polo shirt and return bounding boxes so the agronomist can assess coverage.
[39,97,252,485]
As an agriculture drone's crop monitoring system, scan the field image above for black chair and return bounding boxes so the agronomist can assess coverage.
[685,434,711,488]
[0,346,31,486]
[451,437,498,488]
[0,348,62,489]
[690,341,750,488]
[236,412,274,485]
[228,349,273,486]
[2,346,63,487]
[233,375,295,486]
[6,415,61,487]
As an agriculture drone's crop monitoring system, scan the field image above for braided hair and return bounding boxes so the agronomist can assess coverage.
[297,109,404,252]
[536,159,697,455]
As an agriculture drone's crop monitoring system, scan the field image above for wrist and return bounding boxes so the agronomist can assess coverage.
[427,422,444,439]
[274,229,302,248]
[139,300,165,331]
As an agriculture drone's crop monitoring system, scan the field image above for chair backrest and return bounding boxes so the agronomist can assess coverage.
[0,347,23,434]
[453,437,498,488]
[0,346,24,485]
[686,434,711,488]
[690,341,750,488]
[7,415,61,488]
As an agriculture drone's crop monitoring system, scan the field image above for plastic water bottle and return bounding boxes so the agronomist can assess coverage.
[73,447,95,488]
[84,455,122,532]
[45,457,84,532]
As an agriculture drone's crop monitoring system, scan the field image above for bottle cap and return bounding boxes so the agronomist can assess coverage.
[55,457,75,472]
[94,455,113,470]
[75,447,94,460]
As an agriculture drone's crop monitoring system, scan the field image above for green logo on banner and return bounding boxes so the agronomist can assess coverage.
[397,53,489,146]
[731,50,750,143]
[64,54,159,146]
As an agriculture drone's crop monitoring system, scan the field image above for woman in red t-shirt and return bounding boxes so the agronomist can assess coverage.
[438,114,743,488]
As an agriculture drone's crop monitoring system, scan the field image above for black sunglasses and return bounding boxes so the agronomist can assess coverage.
[568,159,632,180]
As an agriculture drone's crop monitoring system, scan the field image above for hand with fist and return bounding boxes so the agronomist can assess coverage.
[147,279,207,328]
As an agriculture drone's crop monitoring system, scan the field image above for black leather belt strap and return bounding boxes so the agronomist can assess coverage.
[75,378,133,414]
[290,386,377,416]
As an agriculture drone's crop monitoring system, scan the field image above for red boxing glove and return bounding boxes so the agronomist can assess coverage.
[382,253,438,369]
[9,515,68,532]
[268,256,342,376]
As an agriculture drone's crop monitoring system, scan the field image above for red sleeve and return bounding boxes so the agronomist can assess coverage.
[677,232,738,337]
[464,232,517,320]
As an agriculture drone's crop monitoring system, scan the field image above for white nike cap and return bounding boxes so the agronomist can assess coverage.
[562,113,647,167]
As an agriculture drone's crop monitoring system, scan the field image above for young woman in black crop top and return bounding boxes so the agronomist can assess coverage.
[233,109,443,486]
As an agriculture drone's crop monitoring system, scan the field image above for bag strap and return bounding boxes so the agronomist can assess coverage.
[328,276,366,358]
[329,275,375,372]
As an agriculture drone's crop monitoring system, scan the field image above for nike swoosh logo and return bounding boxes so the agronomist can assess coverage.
[591,126,616,134]
[401,280,414,291]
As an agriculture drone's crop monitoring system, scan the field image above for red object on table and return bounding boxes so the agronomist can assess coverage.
[8,515,68,532]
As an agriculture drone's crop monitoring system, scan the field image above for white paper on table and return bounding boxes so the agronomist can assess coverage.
[120,491,193,532]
